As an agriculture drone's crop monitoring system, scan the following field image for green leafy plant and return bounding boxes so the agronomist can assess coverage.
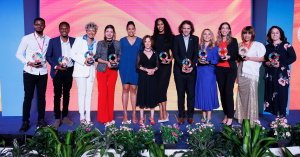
[292,122,300,146]
[186,123,215,142]
[144,140,166,157]
[271,118,293,140]
[8,138,32,157]
[26,126,98,157]
[115,122,147,157]
[86,128,115,157]
[75,120,94,138]
[26,125,63,156]
[220,119,277,157]
[171,125,223,157]
[0,137,8,157]
[254,120,270,140]
[160,123,183,144]
[136,125,155,143]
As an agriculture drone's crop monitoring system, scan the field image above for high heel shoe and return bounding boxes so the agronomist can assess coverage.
[205,119,211,125]
[149,117,155,125]
[201,116,207,122]
[139,118,144,125]
[221,119,227,124]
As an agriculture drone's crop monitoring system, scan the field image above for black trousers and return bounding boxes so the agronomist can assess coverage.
[53,67,73,119]
[174,73,196,118]
[215,66,237,118]
[23,71,48,122]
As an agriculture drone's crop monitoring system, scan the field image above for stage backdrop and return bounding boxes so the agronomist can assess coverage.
[40,0,250,111]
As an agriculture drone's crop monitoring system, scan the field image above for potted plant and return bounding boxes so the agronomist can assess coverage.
[220,119,277,157]
[186,123,215,142]
[26,125,63,156]
[170,123,223,157]
[271,118,293,147]
[114,121,147,157]
[136,125,156,143]
[26,125,98,157]
[160,123,183,149]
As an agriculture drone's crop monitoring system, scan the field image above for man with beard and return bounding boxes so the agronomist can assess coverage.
[46,22,75,129]
[16,18,51,132]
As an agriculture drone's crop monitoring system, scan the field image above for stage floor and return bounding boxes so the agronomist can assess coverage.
[1,110,299,149]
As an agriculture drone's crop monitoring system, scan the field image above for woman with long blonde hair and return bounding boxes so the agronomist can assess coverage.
[195,29,219,124]
[215,22,238,126]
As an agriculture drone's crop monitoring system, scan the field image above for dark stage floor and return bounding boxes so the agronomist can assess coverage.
[1,110,299,149]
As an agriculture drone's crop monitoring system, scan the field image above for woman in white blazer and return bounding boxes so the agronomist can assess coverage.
[69,22,98,123]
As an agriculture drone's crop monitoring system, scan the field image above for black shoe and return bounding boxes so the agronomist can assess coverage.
[36,119,48,128]
[19,121,30,133]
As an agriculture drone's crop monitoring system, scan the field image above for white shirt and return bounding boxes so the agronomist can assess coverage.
[60,37,73,67]
[16,32,51,75]
[183,34,190,52]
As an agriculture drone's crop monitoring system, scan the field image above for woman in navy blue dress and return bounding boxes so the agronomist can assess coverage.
[263,26,296,123]
[195,29,219,124]
[119,21,142,123]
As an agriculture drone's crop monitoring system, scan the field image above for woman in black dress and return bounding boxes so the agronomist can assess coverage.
[264,26,296,124]
[136,35,159,125]
[152,18,174,123]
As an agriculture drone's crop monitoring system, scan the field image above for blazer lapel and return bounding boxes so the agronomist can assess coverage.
[57,37,62,56]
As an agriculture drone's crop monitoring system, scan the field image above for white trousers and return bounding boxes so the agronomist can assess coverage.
[75,75,94,122]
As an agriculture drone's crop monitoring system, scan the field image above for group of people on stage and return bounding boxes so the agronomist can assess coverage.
[16,17,296,132]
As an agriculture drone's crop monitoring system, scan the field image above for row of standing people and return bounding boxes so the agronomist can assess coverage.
[16,17,296,132]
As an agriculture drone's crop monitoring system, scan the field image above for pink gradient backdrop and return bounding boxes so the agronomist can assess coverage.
[40,0,251,111]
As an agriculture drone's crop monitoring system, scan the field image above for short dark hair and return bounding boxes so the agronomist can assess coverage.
[126,21,135,29]
[178,20,195,35]
[34,18,45,25]
[241,26,256,42]
[59,21,70,29]
[142,35,154,48]
[266,26,287,43]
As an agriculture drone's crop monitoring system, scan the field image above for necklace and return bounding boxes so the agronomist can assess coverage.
[144,49,152,52]
[107,40,113,46]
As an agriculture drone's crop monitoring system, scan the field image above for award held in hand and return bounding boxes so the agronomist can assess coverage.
[182,58,191,71]
[85,51,94,64]
[239,47,248,59]
[218,47,228,59]
[198,49,208,62]
[159,52,169,64]
[109,54,118,67]
[269,52,280,66]
[32,52,42,65]
[58,56,68,68]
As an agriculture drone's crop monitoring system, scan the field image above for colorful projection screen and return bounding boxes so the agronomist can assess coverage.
[40,0,252,111]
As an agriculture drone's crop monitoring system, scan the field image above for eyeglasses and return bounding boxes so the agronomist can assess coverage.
[34,23,44,26]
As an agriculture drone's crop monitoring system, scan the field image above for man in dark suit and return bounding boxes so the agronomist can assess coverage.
[46,22,75,128]
[173,20,199,125]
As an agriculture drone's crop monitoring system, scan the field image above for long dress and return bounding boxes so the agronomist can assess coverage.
[234,42,266,127]
[153,34,174,103]
[195,46,219,111]
[263,41,296,117]
[136,50,159,108]
[119,37,142,85]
